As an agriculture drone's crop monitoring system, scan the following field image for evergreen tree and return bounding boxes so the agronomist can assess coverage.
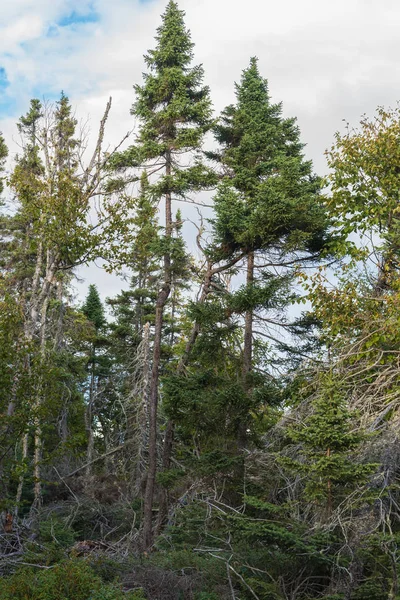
[284,376,376,517]
[82,285,108,475]
[117,172,160,338]
[82,284,106,332]
[121,0,214,548]
[211,57,328,445]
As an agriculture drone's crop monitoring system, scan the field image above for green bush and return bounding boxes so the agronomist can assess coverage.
[0,560,140,600]
[39,517,77,548]
[90,585,146,600]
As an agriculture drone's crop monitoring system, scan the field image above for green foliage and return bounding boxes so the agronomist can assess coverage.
[282,376,376,507]
[1,5,400,600]
[39,517,77,546]
[156,467,185,489]
[0,560,138,600]
[82,285,106,331]
[132,0,213,158]
[211,57,327,258]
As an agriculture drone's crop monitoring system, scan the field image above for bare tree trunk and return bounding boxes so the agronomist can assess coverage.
[242,251,254,382]
[142,152,172,550]
[31,250,58,511]
[156,262,213,532]
[32,291,50,510]
[134,322,151,494]
[86,345,96,477]
[239,251,254,448]
[53,281,65,352]
[15,433,29,518]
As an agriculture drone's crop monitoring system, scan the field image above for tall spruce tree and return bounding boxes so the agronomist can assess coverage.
[82,284,107,475]
[125,0,214,547]
[212,57,328,445]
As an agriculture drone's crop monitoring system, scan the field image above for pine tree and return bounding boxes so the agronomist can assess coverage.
[123,0,214,547]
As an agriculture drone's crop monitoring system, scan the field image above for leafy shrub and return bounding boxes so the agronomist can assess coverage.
[0,560,139,600]
[39,517,77,548]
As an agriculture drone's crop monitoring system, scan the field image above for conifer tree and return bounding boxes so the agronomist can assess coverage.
[123,0,214,547]
[212,57,328,445]
[108,172,160,364]
[82,284,106,332]
[284,377,375,518]
[82,284,107,475]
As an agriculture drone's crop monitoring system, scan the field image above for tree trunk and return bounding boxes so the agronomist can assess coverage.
[32,292,50,510]
[31,251,57,511]
[15,432,29,518]
[239,250,254,448]
[242,251,254,380]
[156,262,214,531]
[86,345,96,477]
[134,322,151,494]
[142,152,172,550]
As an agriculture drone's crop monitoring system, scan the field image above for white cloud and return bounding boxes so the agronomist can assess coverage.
[1,0,400,300]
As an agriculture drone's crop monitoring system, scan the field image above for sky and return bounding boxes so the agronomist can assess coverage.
[1,0,399,302]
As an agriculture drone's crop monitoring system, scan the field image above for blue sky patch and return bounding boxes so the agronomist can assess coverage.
[0,68,14,115]
[0,96,16,116]
[0,68,10,91]
[31,86,65,103]
[46,24,60,38]
[58,8,99,28]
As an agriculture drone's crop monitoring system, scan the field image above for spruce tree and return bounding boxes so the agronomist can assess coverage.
[284,377,376,518]
[82,284,107,474]
[125,0,214,547]
[212,57,328,445]
[82,284,106,332]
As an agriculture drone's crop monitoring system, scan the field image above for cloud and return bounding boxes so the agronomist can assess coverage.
[3,0,399,159]
[1,0,399,299]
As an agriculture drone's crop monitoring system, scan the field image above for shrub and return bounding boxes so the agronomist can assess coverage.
[0,560,140,600]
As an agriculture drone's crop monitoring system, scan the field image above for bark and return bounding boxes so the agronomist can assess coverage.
[85,345,96,477]
[53,281,65,352]
[134,322,151,494]
[238,250,254,449]
[32,290,51,510]
[242,251,254,381]
[15,432,29,518]
[156,261,214,532]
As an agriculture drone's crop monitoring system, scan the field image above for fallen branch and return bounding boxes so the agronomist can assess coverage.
[65,445,125,478]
